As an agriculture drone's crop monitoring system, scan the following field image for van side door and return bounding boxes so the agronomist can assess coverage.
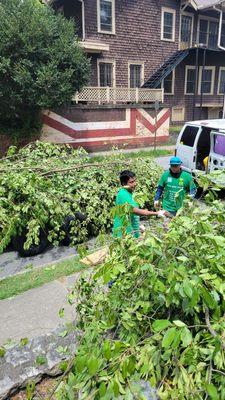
[176,124,201,172]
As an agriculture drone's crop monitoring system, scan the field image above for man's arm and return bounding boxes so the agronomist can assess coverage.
[133,207,159,217]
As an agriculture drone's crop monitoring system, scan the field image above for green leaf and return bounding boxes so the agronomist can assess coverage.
[181,327,192,347]
[35,355,47,366]
[99,382,107,397]
[58,308,65,318]
[75,356,86,373]
[0,347,6,357]
[173,320,186,327]
[162,327,177,348]
[87,357,99,375]
[152,319,172,332]
[206,383,219,400]
[183,282,193,298]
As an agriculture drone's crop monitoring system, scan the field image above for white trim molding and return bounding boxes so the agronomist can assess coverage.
[218,67,225,95]
[184,65,196,95]
[198,66,215,95]
[161,7,176,42]
[128,61,145,88]
[97,59,116,87]
[97,0,115,34]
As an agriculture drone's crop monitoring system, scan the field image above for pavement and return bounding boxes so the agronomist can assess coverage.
[0,273,80,346]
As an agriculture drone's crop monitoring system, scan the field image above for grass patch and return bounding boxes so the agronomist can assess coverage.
[0,256,85,300]
[91,148,172,162]
[169,125,182,134]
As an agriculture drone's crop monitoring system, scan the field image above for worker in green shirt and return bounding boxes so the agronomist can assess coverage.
[113,170,161,238]
[154,156,196,215]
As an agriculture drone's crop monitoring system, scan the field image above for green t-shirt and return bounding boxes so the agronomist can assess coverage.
[159,170,196,213]
[113,188,140,238]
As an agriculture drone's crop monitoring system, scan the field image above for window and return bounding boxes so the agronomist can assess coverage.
[214,134,225,156]
[129,63,144,88]
[161,8,176,41]
[98,0,115,34]
[185,66,196,95]
[180,126,199,147]
[198,18,219,49]
[98,60,115,87]
[180,13,193,47]
[198,67,215,95]
[218,67,225,94]
[163,70,175,95]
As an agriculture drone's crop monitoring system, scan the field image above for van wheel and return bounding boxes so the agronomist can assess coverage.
[12,229,48,257]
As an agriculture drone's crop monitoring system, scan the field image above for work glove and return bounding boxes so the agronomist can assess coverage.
[157,210,166,218]
[154,200,159,209]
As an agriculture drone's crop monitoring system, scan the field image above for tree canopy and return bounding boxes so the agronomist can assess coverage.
[0,0,90,130]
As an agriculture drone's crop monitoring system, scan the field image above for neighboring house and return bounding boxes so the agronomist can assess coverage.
[43,0,225,151]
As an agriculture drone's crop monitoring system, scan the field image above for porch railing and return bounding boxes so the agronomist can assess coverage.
[73,86,164,105]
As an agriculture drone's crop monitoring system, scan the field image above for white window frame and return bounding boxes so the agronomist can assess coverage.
[161,7,176,42]
[184,66,196,95]
[179,11,194,49]
[198,66,215,95]
[128,61,144,88]
[97,0,115,34]
[218,67,225,95]
[197,15,219,47]
[97,59,116,87]
[163,69,175,95]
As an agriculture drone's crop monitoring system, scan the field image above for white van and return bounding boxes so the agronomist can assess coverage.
[175,119,225,174]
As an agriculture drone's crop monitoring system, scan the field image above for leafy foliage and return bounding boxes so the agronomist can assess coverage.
[0,141,162,253]
[56,200,225,399]
[0,0,90,130]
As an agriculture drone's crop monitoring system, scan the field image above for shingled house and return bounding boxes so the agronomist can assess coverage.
[43,0,225,150]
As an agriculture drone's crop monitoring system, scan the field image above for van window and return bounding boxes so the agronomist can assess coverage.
[180,126,199,147]
[214,134,225,156]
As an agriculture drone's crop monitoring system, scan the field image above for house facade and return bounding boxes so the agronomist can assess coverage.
[43,0,225,150]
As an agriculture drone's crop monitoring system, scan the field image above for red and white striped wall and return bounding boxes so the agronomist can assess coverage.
[42,107,170,151]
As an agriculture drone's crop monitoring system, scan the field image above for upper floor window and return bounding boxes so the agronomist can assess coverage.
[185,66,196,95]
[98,0,115,34]
[163,70,175,95]
[198,18,218,49]
[129,63,144,88]
[161,7,176,42]
[180,13,193,48]
[198,66,215,95]
[98,60,115,87]
[218,67,225,94]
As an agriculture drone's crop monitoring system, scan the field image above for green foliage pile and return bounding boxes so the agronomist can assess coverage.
[0,141,162,252]
[0,0,90,130]
[56,200,225,400]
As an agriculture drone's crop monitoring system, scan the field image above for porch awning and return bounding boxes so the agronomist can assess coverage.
[142,49,189,89]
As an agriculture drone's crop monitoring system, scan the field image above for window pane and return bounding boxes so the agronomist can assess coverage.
[130,65,141,88]
[199,19,208,45]
[163,12,173,39]
[186,68,195,94]
[208,21,218,48]
[180,126,199,147]
[214,134,225,156]
[164,71,173,93]
[181,15,192,44]
[219,70,225,93]
[201,69,212,94]
[100,0,112,32]
[99,63,113,86]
